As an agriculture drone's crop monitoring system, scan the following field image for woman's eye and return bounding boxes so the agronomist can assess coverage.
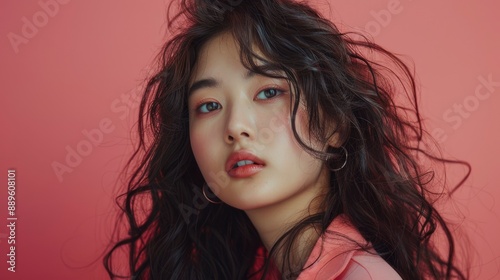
[255,88,283,100]
[198,101,221,113]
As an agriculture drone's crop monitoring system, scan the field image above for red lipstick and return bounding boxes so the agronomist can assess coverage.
[226,150,265,178]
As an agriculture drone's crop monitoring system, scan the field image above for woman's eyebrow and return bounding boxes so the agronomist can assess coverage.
[188,78,219,96]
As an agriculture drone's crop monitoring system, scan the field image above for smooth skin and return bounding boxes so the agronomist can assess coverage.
[188,33,335,268]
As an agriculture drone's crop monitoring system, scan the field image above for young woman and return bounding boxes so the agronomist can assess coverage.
[104,0,469,279]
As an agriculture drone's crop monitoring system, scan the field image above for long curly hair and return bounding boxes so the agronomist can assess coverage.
[103,0,469,279]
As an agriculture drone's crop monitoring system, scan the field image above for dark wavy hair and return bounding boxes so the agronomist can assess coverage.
[104,0,469,279]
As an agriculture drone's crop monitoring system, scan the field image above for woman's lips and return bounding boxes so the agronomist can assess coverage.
[227,163,264,178]
[226,150,265,178]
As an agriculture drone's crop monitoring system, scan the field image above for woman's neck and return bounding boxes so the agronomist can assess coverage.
[244,169,329,274]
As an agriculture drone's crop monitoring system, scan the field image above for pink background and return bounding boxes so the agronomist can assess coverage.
[1,0,499,279]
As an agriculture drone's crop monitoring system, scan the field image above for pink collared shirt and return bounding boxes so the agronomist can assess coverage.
[297,215,402,280]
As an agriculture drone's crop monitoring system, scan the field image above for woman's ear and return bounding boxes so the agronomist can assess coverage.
[326,132,341,148]
[324,118,343,149]
[318,105,345,149]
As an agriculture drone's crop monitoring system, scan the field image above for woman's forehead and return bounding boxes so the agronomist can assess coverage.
[190,33,241,80]
[189,31,279,82]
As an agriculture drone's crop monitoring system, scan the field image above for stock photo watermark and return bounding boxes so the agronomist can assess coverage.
[364,0,413,37]
[7,0,71,54]
[51,87,142,183]
[6,170,17,273]
[432,73,499,143]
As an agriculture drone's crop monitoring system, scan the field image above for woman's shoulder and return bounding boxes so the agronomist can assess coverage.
[336,253,402,279]
[297,215,402,280]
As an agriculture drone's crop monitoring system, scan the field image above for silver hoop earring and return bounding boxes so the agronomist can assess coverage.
[202,183,222,204]
[328,146,348,172]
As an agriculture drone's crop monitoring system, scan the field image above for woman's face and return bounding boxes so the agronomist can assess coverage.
[188,33,330,211]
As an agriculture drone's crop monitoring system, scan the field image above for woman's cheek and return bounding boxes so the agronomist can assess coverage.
[190,124,210,163]
[191,122,222,169]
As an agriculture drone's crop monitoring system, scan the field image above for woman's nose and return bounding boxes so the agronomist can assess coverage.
[224,101,256,144]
